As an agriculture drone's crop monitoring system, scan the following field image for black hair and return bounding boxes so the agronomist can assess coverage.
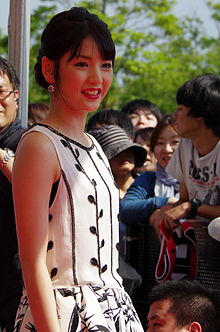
[121,98,162,122]
[149,114,174,152]
[86,108,134,139]
[176,74,220,137]
[148,280,220,332]
[0,56,20,90]
[134,127,154,143]
[35,7,115,89]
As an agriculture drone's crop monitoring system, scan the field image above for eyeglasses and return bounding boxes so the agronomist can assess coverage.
[0,90,14,101]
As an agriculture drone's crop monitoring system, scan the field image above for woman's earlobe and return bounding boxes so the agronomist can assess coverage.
[42,56,55,84]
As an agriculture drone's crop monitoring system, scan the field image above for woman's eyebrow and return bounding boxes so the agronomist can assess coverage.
[76,54,91,59]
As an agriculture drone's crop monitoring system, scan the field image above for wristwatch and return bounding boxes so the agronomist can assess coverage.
[0,148,15,169]
[188,198,202,219]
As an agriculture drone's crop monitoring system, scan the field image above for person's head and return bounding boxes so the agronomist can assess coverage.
[0,56,20,132]
[28,102,49,127]
[34,7,115,114]
[121,99,162,132]
[147,280,220,332]
[150,115,180,169]
[174,74,220,138]
[134,127,156,172]
[86,108,134,139]
[88,125,146,178]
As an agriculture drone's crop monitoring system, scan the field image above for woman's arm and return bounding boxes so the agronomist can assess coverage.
[12,132,61,332]
[119,172,169,224]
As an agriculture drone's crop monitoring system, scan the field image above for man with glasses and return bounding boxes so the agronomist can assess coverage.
[0,56,26,332]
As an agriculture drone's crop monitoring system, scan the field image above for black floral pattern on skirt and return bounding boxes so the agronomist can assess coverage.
[14,285,143,331]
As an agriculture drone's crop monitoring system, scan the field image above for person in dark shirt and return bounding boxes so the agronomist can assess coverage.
[0,56,26,332]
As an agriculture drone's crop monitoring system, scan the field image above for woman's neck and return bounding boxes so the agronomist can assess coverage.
[43,103,89,145]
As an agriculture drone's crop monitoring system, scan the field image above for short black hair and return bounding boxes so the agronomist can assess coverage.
[148,280,220,332]
[121,99,162,122]
[86,108,134,139]
[134,127,154,143]
[35,7,115,89]
[0,56,20,90]
[176,74,220,137]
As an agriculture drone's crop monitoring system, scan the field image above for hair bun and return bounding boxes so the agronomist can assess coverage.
[66,7,90,22]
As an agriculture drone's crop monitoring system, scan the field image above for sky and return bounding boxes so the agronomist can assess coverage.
[0,0,218,37]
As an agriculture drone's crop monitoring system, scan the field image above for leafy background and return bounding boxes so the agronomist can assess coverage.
[1,0,220,121]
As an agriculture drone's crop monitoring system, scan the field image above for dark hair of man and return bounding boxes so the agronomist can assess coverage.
[149,114,174,152]
[34,7,115,90]
[148,280,220,332]
[121,99,162,122]
[134,127,154,143]
[86,108,134,139]
[0,56,20,90]
[28,102,49,127]
[176,74,220,137]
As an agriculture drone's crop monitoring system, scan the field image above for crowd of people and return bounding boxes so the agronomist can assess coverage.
[1,5,220,332]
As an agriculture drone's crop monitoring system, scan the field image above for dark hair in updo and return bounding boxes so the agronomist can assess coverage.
[34,7,115,89]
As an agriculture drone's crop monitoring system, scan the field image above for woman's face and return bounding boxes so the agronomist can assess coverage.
[153,125,180,169]
[109,148,135,177]
[52,36,113,114]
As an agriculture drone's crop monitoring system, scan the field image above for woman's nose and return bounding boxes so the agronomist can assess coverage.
[163,143,173,152]
[88,66,102,83]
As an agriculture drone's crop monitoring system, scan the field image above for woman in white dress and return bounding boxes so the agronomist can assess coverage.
[12,7,143,332]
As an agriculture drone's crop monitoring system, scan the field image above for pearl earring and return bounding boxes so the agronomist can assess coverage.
[48,84,55,93]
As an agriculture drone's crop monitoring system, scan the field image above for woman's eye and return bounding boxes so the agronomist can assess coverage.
[102,63,112,69]
[75,62,88,68]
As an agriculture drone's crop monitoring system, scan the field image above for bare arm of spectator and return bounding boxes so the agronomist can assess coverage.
[149,183,190,233]
[160,182,220,229]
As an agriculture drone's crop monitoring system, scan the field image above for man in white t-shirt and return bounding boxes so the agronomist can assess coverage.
[150,74,220,231]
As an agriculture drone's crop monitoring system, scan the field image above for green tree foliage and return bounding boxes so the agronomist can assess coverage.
[0,31,8,58]
[0,0,220,115]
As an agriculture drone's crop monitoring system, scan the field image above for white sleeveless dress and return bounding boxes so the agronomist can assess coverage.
[14,124,143,332]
